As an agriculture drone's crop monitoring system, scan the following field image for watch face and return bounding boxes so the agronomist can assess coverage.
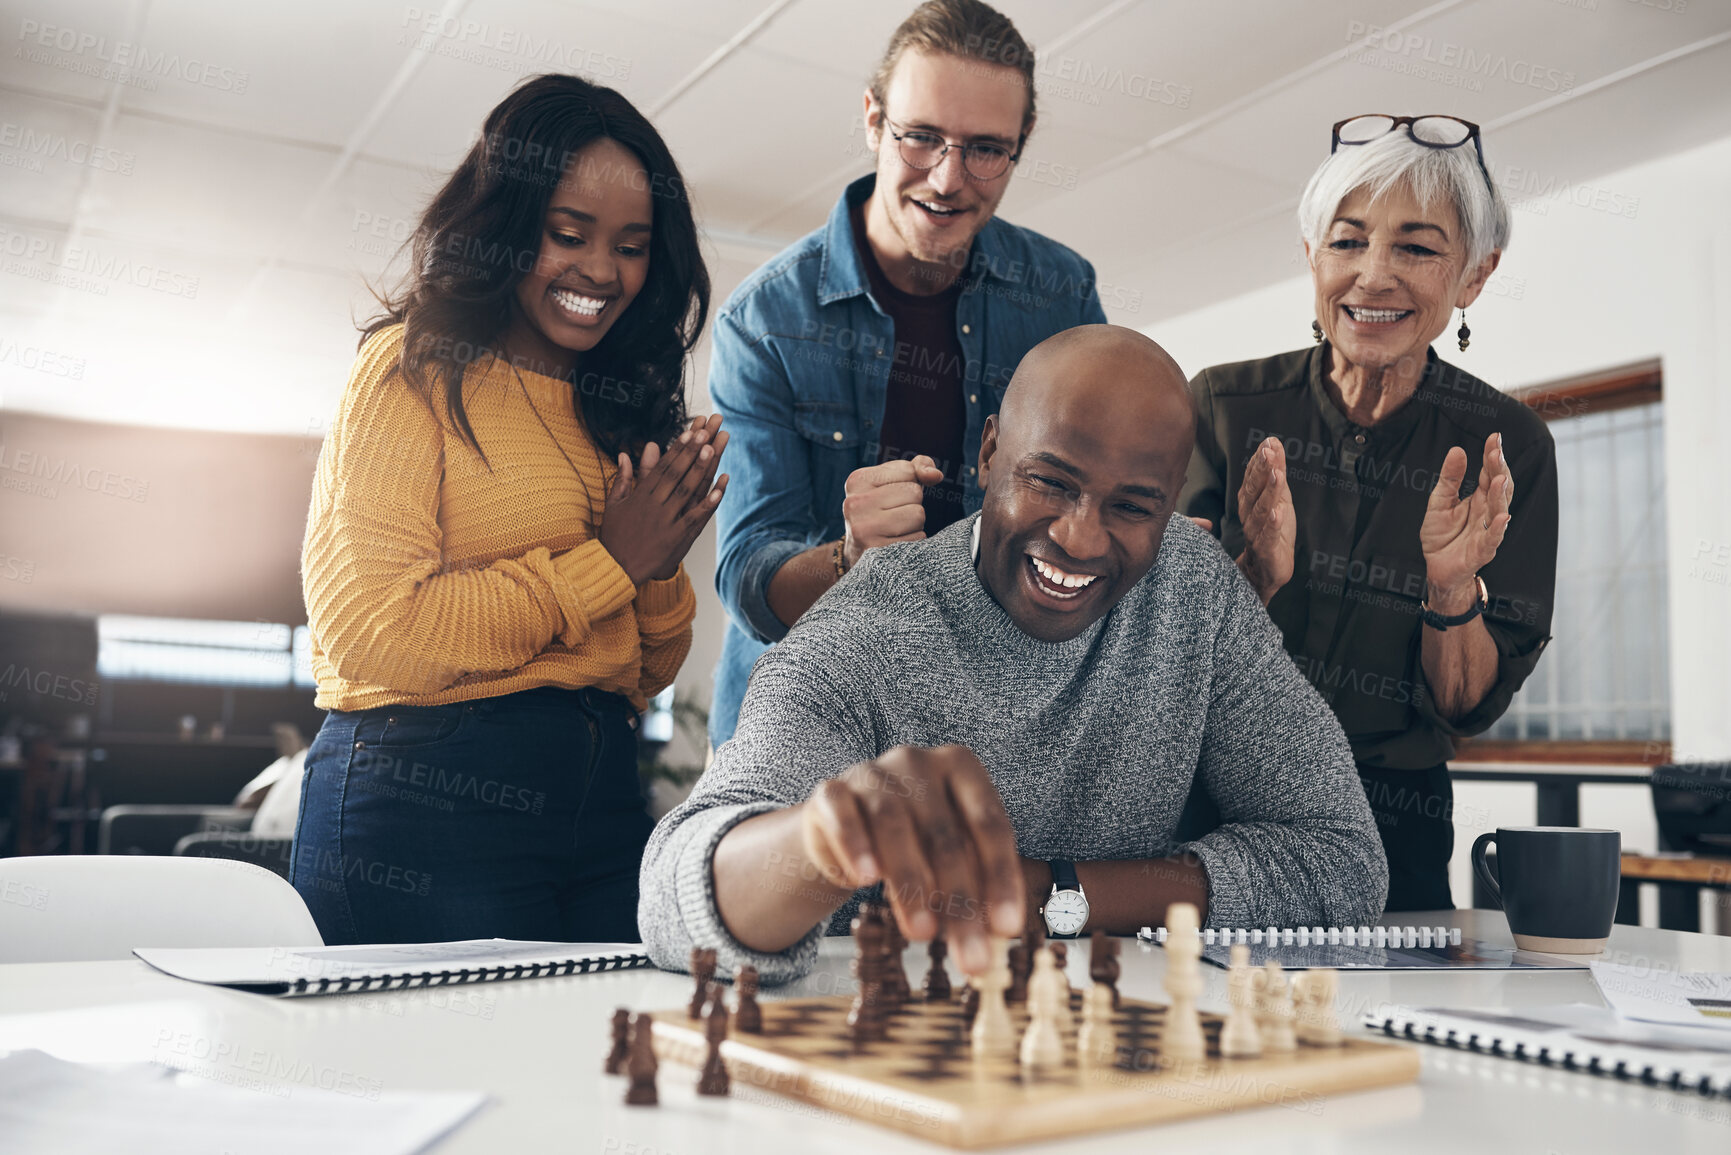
[1043,889,1089,936]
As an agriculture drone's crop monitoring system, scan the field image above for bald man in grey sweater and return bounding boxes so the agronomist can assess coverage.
[640,327,1386,984]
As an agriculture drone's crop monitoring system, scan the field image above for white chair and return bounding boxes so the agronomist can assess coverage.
[0,855,323,963]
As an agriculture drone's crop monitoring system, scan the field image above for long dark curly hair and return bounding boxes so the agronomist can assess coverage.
[362,73,710,462]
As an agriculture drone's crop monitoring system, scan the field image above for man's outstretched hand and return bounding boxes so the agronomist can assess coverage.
[797,744,1025,974]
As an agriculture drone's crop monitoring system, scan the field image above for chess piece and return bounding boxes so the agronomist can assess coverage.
[847,908,889,1042]
[1006,940,1031,1004]
[735,966,762,1034]
[923,935,953,1002]
[1019,948,1065,1069]
[970,937,1014,1057]
[882,904,911,1008]
[1293,968,1342,1046]
[1220,944,1263,1058]
[1258,961,1297,1052]
[1161,902,1205,1062]
[1039,940,1077,1034]
[688,947,717,1019]
[1077,981,1117,1066]
[605,1007,630,1074]
[697,989,730,1095]
[1089,931,1121,1010]
[624,1012,658,1105]
[961,980,980,1028]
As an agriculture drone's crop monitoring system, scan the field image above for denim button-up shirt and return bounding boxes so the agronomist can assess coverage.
[708,174,1108,746]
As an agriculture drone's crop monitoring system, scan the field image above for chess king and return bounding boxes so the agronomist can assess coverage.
[639,325,1389,984]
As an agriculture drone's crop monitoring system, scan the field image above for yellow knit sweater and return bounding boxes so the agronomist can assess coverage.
[301,324,695,713]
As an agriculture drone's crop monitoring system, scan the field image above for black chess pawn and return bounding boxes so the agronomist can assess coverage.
[688,947,717,1019]
[604,1007,630,1074]
[697,988,730,1096]
[923,936,952,1002]
[1089,930,1122,1010]
[735,965,762,1033]
[624,1013,658,1106]
[1007,941,1031,1004]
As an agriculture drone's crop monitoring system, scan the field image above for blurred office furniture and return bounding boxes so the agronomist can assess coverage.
[1614,762,1731,932]
[96,747,306,878]
[0,854,322,963]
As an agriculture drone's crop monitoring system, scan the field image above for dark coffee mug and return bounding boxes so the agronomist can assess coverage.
[1471,826,1621,953]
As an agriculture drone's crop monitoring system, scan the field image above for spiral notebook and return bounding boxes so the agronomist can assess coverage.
[133,939,653,997]
[1135,923,1591,971]
[1366,1004,1731,1095]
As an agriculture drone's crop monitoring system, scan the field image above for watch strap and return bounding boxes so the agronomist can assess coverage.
[1049,859,1080,892]
[1421,575,1488,631]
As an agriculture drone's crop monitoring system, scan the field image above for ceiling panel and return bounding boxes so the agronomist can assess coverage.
[0,95,106,225]
[0,0,138,104]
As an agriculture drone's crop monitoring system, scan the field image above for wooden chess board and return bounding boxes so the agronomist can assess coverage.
[648,988,1418,1149]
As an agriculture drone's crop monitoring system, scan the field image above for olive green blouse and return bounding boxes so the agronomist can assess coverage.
[1181,343,1558,770]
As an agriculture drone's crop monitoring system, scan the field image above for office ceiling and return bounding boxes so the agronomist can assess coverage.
[2,0,1730,433]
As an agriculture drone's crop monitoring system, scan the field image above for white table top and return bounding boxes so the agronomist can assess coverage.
[3,910,1730,1154]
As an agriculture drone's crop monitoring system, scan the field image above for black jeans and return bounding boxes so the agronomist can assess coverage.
[290,686,652,945]
[1357,762,1456,912]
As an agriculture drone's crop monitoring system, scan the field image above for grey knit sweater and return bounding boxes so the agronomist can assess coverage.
[639,513,1387,983]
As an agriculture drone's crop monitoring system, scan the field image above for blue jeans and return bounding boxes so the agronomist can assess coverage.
[289,686,652,945]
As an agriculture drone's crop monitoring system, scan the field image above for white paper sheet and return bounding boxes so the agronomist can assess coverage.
[1592,961,1731,1031]
[0,1050,485,1155]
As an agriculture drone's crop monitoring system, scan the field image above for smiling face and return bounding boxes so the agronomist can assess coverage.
[504,137,653,377]
[1308,181,1497,375]
[975,327,1193,643]
[862,49,1028,288]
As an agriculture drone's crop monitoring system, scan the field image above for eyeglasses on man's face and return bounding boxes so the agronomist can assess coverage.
[880,114,1023,182]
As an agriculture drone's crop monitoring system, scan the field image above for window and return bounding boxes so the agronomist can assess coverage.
[97,616,316,687]
[1483,362,1668,748]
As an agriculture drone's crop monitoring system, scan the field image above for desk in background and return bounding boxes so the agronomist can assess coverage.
[2,911,1729,1154]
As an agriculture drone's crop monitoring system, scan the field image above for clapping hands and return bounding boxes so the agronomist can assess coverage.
[600,414,729,585]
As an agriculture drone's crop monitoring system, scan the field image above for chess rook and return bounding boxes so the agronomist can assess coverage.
[624,1012,658,1106]
[605,1007,630,1074]
[1220,944,1263,1058]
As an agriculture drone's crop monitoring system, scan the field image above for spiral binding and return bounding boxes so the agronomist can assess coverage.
[284,950,652,997]
[1366,1008,1728,1096]
[1135,924,1463,949]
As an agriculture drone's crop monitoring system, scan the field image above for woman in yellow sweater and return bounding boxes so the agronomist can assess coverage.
[290,74,723,945]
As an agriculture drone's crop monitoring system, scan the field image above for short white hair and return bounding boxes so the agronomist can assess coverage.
[1297,128,1510,270]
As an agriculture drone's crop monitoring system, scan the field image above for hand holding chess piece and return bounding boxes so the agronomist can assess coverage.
[1220,944,1263,1058]
[1257,961,1297,1051]
[787,744,1026,974]
[1160,902,1205,1062]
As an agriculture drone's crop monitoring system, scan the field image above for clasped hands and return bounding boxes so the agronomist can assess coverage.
[1234,432,1514,608]
[599,414,729,585]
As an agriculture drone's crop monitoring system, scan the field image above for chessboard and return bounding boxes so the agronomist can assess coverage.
[648,986,1419,1149]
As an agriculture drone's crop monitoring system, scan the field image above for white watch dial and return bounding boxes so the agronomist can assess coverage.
[1043,888,1089,936]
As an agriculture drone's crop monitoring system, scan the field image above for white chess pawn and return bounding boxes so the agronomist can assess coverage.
[1161,902,1206,1062]
[1220,944,1263,1058]
[1257,961,1297,1051]
[972,937,1015,1057]
[1019,949,1065,1069]
[1292,968,1342,1046]
[1077,981,1116,1066]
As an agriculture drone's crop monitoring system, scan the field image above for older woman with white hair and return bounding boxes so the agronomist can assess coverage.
[1181,115,1559,912]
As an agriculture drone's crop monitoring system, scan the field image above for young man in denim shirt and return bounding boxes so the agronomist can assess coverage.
[709,0,1108,747]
